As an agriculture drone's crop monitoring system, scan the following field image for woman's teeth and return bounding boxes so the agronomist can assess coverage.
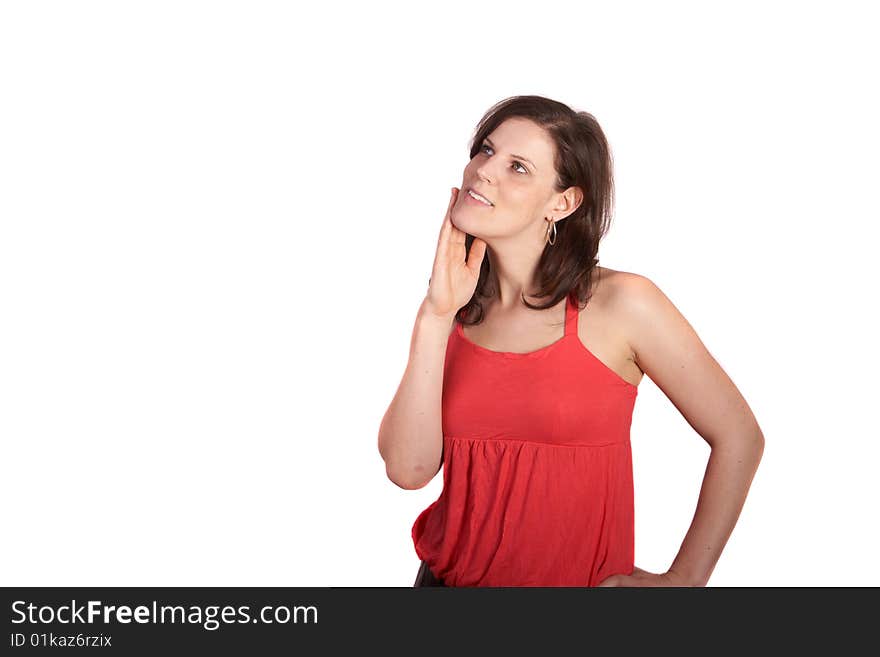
[468,190,492,206]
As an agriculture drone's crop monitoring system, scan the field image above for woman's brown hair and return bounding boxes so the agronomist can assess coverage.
[457,95,616,325]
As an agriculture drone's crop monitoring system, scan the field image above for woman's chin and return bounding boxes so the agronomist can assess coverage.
[453,219,477,237]
[452,213,492,243]
[451,210,475,231]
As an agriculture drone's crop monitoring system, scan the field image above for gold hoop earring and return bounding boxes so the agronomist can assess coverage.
[545,218,557,245]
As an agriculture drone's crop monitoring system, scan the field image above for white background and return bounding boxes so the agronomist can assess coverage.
[1,0,877,587]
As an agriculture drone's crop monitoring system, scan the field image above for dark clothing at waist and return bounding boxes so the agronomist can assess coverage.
[413,560,446,587]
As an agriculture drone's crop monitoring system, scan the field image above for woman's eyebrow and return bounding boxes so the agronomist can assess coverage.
[484,137,537,171]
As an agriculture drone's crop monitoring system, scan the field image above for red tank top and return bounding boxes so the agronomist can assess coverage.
[411,291,638,586]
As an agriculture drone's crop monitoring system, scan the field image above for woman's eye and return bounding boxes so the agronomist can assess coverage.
[480,144,527,174]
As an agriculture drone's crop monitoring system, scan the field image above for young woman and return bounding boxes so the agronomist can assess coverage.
[378,95,764,587]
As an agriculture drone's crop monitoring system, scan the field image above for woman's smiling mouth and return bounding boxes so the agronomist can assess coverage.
[466,189,494,206]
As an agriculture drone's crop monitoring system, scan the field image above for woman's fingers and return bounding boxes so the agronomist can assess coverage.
[438,187,457,239]
[466,236,487,276]
[436,187,460,261]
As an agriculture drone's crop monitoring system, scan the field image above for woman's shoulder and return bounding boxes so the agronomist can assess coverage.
[598,266,661,307]
[592,266,669,353]
[590,266,649,306]
[586,266,656,336]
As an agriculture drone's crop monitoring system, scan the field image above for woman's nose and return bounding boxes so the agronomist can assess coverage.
[473,163,493,183]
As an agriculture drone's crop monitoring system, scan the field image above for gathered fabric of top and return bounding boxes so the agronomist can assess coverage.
[411,292,639,587]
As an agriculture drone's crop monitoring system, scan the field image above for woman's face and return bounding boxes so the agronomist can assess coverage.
[451,117,562,242]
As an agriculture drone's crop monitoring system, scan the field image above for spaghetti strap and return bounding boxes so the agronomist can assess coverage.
[564,293,579,337]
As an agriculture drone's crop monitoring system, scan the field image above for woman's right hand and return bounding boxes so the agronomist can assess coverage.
[423,187,488,321]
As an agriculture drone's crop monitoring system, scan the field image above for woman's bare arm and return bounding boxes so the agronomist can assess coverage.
[377,187,486,490]
[621,274,765,586]
[377,301,455,489]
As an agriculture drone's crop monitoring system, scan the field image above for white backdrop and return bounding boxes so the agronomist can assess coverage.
[1,0,876,587]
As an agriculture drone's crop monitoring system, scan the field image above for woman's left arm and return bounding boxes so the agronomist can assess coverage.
[601,274,765,588]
